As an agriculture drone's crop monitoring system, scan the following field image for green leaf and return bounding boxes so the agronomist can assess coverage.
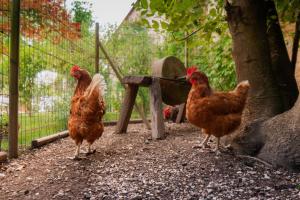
[152,20,159,29]
[141,0,148,9]
[161,21,169,29]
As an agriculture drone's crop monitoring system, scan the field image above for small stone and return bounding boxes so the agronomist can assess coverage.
[264,174,270,179]
[182,163,188,167]
[207,189,213,194]
[131,195,143,200]
[0,173,5,178]
[84,192,91,199]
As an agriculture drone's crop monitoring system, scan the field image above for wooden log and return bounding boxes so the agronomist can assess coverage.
[115,85,139,134]
[0,151,7,162]
[150,78,165,139]
[122,76,152,86]
[31,131,68,148]
[176,103,186,123]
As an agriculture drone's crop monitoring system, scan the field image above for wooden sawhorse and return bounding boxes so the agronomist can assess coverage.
[114,76,167,139]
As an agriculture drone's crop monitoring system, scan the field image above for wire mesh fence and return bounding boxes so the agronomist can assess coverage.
[0,0,98,152]
[0,0,10,152]
[0,1,190,153]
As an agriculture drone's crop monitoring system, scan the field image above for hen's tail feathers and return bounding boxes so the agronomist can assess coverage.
[235,80,250,96]
[83,73,107,99]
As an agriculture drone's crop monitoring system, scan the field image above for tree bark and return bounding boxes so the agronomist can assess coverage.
[225,0,283,121]
[265,0,298,110]
[225,0,300,171]
[291,12,300,72]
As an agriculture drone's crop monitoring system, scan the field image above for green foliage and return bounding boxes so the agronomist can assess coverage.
[71,0,93,36]
[193,34,236,91]
[101,22,158,115]
[275,0,300,22]
[135,0,224,33]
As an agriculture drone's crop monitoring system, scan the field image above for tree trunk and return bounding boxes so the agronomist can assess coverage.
[265,0,298,110]
[257,98,300,171]
[225,0,283,121]
[225,0,300,170]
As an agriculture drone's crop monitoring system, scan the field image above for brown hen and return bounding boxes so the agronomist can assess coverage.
[68,65,105,159]
[186,67,250,152]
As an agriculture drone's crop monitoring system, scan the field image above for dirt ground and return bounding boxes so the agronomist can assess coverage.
[0,123,299,200]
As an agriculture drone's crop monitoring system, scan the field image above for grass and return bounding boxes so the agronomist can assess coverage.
[0,111,141,151]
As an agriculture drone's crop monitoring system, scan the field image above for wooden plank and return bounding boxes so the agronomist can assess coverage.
[9,0,21,159]
[115,85,139,134]
[31,131,68,148]
[150,78,165,139]
[0,151,7,162]
[176,103,186,123]
[122,76,152,86]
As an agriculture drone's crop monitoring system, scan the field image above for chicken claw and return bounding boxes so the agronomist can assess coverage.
[200,134,211,148]
[85,143,96,156]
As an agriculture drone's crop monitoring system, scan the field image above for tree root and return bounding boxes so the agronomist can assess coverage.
[237,155,273,168]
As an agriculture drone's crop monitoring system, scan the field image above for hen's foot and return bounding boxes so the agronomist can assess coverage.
[86,149,96,156]
[213,148,221,155]
[192,143,210,149]
[68,155,82,160]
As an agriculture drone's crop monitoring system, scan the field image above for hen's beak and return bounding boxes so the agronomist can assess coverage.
[185,75,190,81]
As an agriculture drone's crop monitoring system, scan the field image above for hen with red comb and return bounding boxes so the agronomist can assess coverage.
[186,66,198,77]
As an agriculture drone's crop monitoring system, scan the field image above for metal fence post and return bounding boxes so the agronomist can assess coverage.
[95,22,100,73]
[9,0,21,158]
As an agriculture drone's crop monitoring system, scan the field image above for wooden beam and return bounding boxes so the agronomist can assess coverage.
[184,31,189,67]
[8,0,21,158]
[122,76,152,86]
[115,85,139,134]
[31,131,69,148]
[98,39,151,129]
[104,119,149,126]
[31,119,148,148]
[176,103,186,123]
[150,78,165,139]
[95,23,100,73]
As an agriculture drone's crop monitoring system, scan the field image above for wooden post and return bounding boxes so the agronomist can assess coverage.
[95,23,100,73]
[184,32,189,67]
[150,78,165,139]
[9,0,21,158]
[115,85,139,134]
[176,103,186,123]
[98,39,151,129]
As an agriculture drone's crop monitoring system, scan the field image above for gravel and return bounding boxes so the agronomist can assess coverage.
[0,123,299,200]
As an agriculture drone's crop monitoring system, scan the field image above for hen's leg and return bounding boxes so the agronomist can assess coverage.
[213,137,222,154]
[70,143,81,160]
[200,134,211,148]
[86,142,96,155]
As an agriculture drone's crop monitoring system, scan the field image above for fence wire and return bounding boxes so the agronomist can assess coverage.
[0,0,97,151]
[0,1,190,153]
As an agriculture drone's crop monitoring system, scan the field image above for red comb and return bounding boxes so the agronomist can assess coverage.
[71,65,80,73]
[186,66,198,76]
[163,107,171,118]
